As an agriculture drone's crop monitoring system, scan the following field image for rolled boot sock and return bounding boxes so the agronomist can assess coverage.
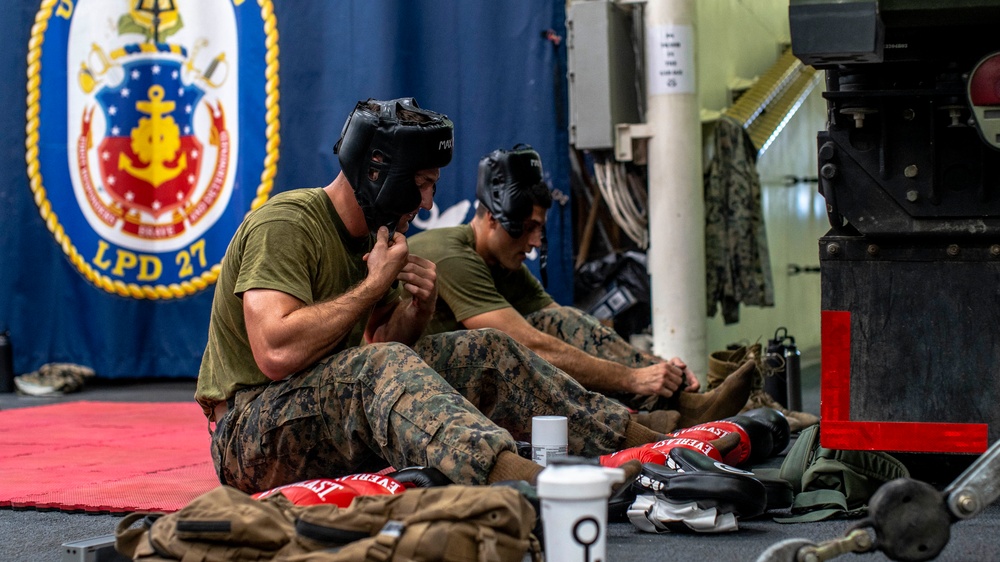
[630,410,681,434]
[487,450,545,485]
[674,360,756,428]
[623,419,668,448]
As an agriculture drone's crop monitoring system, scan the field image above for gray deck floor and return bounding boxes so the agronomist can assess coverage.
[1,366,997,562]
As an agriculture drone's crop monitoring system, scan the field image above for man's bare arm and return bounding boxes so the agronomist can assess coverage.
[244,281,385,381]
[462,306,684,397]
[245,226,408,380]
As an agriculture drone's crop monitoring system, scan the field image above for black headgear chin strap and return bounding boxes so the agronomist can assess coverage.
[539,229,548,288]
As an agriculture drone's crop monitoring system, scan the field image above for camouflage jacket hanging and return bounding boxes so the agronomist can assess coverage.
[704,115,774,324]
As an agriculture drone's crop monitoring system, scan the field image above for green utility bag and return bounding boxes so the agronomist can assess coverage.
[115,484,541,562]
[774,424,910,523]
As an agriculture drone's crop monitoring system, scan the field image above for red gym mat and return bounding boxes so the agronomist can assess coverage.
[0,401,219,513]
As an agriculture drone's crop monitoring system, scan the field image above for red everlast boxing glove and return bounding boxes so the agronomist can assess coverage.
[600,433,731,469]
[647,437,726,462]
[666,422,752,467]
[251,473,406,506]
[667,408,791,467]
[251,478,364,507]
[737,407,791,459]
[599,446,668,468]
[334,473,406,496]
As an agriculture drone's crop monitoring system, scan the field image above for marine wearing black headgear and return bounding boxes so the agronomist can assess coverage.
[476,144,549,238]
[334,98,454,234]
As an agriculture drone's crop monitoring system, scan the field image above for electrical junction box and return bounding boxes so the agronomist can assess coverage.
[567,0,641,150]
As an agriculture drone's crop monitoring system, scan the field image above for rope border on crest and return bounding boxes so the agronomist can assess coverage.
[25,0,280,300]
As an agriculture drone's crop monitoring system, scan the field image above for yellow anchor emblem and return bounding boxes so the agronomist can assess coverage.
[119,85,187,187]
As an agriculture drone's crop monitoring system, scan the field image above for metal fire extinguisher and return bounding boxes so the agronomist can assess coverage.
[0,330,14,394]
[764,327,802,411]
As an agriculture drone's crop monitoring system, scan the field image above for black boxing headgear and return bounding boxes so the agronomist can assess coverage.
[334,98,454,234]
[476,144,548,238]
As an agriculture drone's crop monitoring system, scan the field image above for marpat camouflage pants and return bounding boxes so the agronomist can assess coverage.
[525,305,672,411]
[211,328,630,494]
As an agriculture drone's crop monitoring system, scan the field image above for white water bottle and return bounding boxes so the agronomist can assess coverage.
[537,460,625,562]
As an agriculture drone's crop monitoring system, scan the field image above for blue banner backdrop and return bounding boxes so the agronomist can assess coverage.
[0,0,571,379]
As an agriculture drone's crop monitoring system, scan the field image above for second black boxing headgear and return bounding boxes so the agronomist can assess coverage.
[476,144,551,238]
[334,98,454,234]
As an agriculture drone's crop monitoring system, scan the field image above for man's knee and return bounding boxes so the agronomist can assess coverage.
[428,327,515,349]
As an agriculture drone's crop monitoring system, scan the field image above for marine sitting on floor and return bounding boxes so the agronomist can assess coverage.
[409,144,764,429]
[194,98,756,496]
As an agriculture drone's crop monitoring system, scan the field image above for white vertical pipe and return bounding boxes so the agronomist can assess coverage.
[644,0,707,376]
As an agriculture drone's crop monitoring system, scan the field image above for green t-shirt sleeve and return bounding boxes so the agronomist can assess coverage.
[233,219,317,304]
[436,253,512,323]
[437,254,554,324]
[504,265,555,314]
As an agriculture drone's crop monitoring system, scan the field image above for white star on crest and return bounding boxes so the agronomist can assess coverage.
[152,65,161,75]
[184,126,191,134]
[126,191,135,202]
[108,176,117,186]
[108,106,117,116]
[178,87,184,97]
[111,126,120,135]
[120,88,130,98]
[131,69,140,79]
[177,191,185,200]
[172,70,179,79]
[185,104,192,114]
[101,151,110,161]
[152,200,162,211]
[191,149,199,158]
[188,174,195,184]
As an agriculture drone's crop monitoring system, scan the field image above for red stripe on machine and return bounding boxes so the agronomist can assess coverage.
[821,421,988,453]
[820,310,988,453]
[821,310,852,422]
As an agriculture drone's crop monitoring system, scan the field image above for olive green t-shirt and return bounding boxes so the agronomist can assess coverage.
[195,188,401,414]
[408,224,553,335]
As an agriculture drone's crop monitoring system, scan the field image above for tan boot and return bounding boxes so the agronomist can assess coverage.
[715,344,820,432]
[674,360,755,428]
[706,346,755,390]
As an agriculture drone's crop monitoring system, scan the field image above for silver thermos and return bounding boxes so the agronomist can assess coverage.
[764,327,802,411]
[784,339,802,412]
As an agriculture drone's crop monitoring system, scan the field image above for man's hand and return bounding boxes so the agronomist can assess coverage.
[363,227,410,291]
[629,363,685,398]
[668,356,701,393]
[628,357,702,398]
[398,254,437,314]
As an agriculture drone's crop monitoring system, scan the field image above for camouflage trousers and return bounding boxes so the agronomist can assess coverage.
[524,306,672,411]
[210,328,631,494]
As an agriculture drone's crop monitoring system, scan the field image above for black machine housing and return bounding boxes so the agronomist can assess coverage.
[790,0,1000,449]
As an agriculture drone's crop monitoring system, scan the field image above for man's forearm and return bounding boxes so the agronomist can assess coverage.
[369,299,432,346]
[255,280,386,379]
[528,335,634,394]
